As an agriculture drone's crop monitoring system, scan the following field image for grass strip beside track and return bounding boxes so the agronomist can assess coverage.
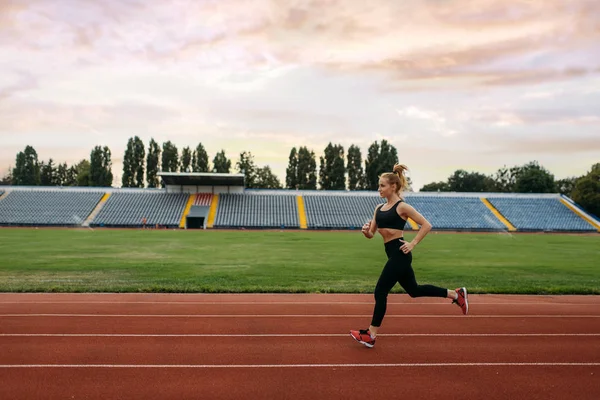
[0,229,598,294]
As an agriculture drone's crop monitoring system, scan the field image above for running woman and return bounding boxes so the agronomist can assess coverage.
[350,164,468,348]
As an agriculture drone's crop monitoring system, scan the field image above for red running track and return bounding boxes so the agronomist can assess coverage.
[0,293,599,400]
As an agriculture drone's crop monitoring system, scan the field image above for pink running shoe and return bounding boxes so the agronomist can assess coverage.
[453,287,468,315]
[350,329,376,348]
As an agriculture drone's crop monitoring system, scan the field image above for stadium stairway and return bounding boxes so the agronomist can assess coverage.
[178,194,196,228]
[206,194,219,228]
[178,193,214,228]
[480,198,517,232]
[296,195,308,229]
[83,193,111,227]
[406,218,419,230]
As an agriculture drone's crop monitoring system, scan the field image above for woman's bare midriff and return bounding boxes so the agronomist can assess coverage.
[378,228,404,243]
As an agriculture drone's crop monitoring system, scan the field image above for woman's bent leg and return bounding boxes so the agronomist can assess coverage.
[398,256,447,298]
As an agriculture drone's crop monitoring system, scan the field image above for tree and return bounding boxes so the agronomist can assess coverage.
[331,144,346,190]
[12,145,40,186]
[133,137,145,187]
[192,143,210,172]
[74,159,91,186]
[146,138,161,188]
[285,147,299,189]
[236,151,257,188]
[347,144,365,190]
[53,162,65,186]
[447,169,495,192]
[405,176,414,192]
[296,146,317,189]
[319,143,345,190]
[213,150,231,173]
[555,176,579,196]
[161,141,179,173]
[12,152,26,185]
[364,140,398,190]
[180,146,192,173]
[89,146,113,187]
[40,159,57,186]
[515,161,555,193]
[0,168,13,185]
[491,165,521,192]
[364,141,380,190]
[378,140,399,175]
[255,166,282,189]
[420,181,450,192]
[571,163,600,217]
[60,163,78,186]
[122,138,136,187]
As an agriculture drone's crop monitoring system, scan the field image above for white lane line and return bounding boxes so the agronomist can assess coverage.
[0,301,597,306]
[1,363,599,368]
[1,314,599,318]
[1,333,598,338]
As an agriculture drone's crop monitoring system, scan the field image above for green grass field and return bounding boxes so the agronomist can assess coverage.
[0,228,598,294]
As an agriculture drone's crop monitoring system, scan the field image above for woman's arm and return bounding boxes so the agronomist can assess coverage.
[362,205,381,239]
[397,203,432,253]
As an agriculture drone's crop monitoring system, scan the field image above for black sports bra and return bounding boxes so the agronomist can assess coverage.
[375,200,407,230]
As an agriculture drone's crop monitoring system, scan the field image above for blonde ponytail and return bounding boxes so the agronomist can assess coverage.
[381,163,409,195]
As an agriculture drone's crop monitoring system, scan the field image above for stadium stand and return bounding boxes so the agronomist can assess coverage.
[214,193,299,228]
[407,196,507,231]
[303,194,383,229]
[90,192,188,228]
[487,197,597,232]
[0,190,104,226]
[303,194,507,231]
[0,184,596,233]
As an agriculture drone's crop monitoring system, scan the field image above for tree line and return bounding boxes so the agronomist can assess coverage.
[1,139,598,217]
[1,138,405,191]
[420,161,599,217]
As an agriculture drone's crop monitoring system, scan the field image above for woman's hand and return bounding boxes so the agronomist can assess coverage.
[399,239,414,254]
[362,221,373,238]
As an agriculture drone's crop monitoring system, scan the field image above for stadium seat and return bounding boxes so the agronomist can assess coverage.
[90,192,188,228]
[214,193,299,228]
[487,197,596,232]
[0,190,104,226]
[303,195,383,229]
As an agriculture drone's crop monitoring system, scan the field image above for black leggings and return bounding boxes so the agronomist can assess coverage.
[371,237,448,327]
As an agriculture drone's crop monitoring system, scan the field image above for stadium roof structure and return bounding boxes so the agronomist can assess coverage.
[158,172,245,187]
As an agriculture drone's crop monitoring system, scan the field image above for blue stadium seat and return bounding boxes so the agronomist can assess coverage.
[406,196,507,230]
[0,190,104,226]
[487,197,596,232]
[303,195,383,229]
[214,193,299,228]
[91,192,188,228]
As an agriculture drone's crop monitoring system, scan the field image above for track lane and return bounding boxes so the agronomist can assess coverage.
[1,336,598,365]
[2,302,599,315]
[1,293,598,400]
[1,366,598,400]
[2,315,599,334]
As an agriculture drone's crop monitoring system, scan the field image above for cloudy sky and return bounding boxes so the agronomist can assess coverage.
[1,0,599,190]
